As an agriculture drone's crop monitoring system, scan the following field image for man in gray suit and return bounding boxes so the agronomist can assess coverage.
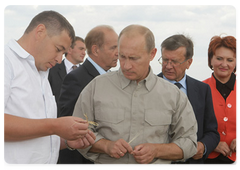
[58,25,118,164]
[48,36,86,108]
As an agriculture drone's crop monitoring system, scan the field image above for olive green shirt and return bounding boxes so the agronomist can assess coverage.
[73,68,197,164]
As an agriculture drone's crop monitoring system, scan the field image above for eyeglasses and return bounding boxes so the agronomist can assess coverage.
[158,57,188,67]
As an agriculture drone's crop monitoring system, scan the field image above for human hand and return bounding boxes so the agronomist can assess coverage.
[54,116,89,140]
[105,139,133,159]
[192,142,205,160]
[67,130,96,149]
[229,139,236,156]
[214,141,231,157]
[131,143,156,164]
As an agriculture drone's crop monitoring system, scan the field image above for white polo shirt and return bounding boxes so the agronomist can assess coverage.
[4,39,60,163]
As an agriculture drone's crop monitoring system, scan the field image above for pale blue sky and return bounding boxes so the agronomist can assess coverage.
[3,4,236,81]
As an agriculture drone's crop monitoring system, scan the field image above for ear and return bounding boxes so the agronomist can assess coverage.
[149,48,157,61]
[34,24,47,41]
[91,45,99,56]
[186,58,193,69]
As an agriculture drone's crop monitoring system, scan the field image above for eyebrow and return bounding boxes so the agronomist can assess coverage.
[57,45,67,52]
[60,45,66,51]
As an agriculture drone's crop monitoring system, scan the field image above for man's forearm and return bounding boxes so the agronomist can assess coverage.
[154,143,183,160]
[89,138,109,154]
[4,114,54,141]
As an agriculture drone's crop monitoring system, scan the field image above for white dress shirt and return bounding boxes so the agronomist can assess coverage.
[64,57,79,74]
[4,39,60,163]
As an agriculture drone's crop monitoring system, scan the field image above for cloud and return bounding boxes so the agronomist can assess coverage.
[3,5,236,81]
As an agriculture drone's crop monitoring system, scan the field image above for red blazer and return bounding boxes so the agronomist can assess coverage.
[203,75,236,161]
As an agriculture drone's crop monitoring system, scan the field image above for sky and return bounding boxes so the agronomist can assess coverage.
[3,3,237,81]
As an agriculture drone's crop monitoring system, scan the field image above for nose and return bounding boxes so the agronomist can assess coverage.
[221,59,228,67]
[56,53,63,64]
[123,59,132,70]
[83,50,86,56]
[165,61,173,69]
[115,48,118,57]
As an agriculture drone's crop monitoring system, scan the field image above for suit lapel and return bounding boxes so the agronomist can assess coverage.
[186,76,198,111]
[157,72,163,78]
[158,73,198,109]
[82,59,100,77]
[58,60,67,80]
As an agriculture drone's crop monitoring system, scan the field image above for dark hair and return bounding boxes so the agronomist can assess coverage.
[85,25,114,55]
[24,10,75,44]
[65,36,85,57]
[161,34,194,59]
[70,36,84,48]
[208,35,236,72]
[118,24,155,53]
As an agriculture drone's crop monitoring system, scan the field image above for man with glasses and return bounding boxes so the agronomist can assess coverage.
[158,34,219,164]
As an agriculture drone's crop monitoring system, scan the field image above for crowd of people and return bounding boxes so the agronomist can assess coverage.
[4,10,236,164]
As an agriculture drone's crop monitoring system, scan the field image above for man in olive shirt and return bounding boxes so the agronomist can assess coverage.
[72,25,197,164]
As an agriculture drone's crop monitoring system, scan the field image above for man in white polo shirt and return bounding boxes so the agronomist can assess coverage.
[4,10,95,164]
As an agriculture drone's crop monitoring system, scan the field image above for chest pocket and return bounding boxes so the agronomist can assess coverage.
[143,109,173,142]
[95,107,125,124]
[145,109,172,126]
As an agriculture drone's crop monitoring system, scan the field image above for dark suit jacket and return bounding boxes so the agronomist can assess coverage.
[57,59,99,164]
[158,73,220,163]
[48,60,67,108]
[59,59,100,117]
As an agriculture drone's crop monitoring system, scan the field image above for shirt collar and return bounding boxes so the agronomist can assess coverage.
[119,67,155,91]
[8,39,32,60]
[163,73,187,90]
[87,57,107,75]
[7,39,48,77]
[64,57,76,72]
[213,72,236,90]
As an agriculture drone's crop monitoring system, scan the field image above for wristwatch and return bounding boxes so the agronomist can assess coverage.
[65,140,75,151]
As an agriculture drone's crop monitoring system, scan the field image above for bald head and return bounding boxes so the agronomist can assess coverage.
[118,24,155,53]
[85,25,116,55]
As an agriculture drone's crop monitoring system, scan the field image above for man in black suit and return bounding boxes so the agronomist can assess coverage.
[48,36,86,109]
[157,34,219,164]
[58,25,118,164]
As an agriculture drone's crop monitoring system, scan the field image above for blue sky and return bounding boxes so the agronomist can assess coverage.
[3,3,237,81]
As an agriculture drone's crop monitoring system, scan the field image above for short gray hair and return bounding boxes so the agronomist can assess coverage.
[161,34,194,59]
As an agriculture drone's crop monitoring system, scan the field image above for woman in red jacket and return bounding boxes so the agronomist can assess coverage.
[203,35,236,164]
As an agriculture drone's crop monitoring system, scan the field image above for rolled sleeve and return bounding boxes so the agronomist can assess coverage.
[77,132,104,162]
[170,91,198,160]
[73,79,103,162]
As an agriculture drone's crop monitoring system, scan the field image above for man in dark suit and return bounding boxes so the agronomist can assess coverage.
[157,34,219,164]
[58,25,118,164]
[48,36,86,110]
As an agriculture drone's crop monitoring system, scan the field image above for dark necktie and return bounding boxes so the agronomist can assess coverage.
[174,82,182,89]
[72,65,77,70]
